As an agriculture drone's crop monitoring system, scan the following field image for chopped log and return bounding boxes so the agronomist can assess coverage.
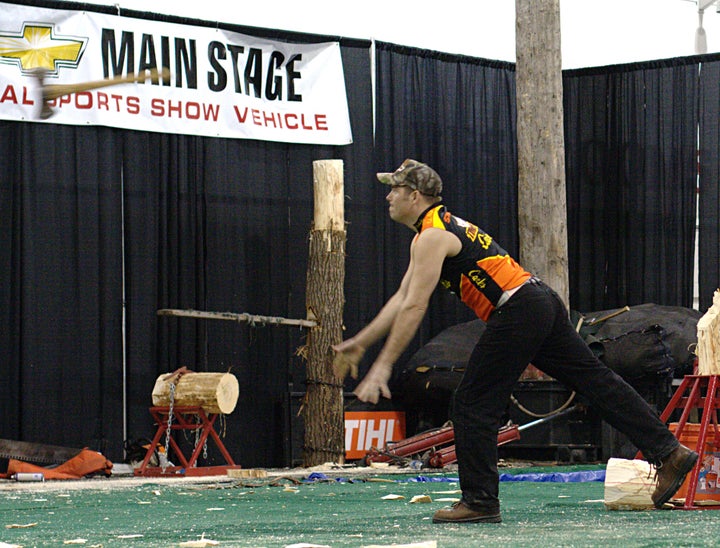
[151,372,239,414]
[604,458,655,510]
[303,159,346,467]
[697,289,720,375]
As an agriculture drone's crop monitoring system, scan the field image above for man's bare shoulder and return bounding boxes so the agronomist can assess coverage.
[414,227,461,257]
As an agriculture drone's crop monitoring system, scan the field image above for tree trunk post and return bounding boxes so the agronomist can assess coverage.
[303,159,346,467]
[515,0,570,307]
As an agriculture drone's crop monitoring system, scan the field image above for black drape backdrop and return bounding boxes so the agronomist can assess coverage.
[698,56,720,312]
[0,124,124,455]
[1,1,715,467]
[563,59,699,311]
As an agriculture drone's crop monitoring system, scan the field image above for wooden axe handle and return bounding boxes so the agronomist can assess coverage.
[42,67,169,100]
[586,305,630,326]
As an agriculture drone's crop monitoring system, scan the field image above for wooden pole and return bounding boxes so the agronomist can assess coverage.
[303,160,346,466]
[156,308,316,328]
[516,0,570,307]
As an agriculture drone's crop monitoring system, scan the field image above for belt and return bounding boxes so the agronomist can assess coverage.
[496,276,542,308]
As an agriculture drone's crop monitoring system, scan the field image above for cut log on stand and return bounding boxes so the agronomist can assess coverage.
[152,372,239,414]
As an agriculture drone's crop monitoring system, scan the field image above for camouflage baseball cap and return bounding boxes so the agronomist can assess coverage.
[377,159,443,197]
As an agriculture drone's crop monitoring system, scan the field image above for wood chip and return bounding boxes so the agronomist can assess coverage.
[361,542,437,548]
[178,538,219,547]
[227,469,267,478]
[5,523,37,529]
[381,494,404,500]
[409,495,432,504]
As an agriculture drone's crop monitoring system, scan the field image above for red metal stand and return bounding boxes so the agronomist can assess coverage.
[134,405,242,477]
[639,375,720,509]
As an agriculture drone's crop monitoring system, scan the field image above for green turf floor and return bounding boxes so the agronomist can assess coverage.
[1,466,719,547]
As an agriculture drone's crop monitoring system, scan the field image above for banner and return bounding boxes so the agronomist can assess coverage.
[0,3,353,145]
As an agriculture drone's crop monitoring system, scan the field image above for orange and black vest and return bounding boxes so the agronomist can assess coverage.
[415,204,531,321]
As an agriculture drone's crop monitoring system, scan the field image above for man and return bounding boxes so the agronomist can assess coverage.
[332,159,698,523]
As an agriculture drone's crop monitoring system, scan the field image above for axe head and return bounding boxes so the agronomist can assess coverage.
[31,68,55,119]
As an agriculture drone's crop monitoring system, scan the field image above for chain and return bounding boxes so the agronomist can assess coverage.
[162,382,176,472]
[194,415,200,453]
[191,415,209,462]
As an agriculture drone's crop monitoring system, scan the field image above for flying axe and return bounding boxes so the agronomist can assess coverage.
[32,67,170,119]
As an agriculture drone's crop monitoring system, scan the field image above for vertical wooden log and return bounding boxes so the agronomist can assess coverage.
[303,159,346,467]
[516,0,570,307]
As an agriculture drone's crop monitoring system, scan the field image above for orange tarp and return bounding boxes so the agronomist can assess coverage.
[6,448,113,480]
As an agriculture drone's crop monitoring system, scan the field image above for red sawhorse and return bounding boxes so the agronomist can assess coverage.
[134,405,242,477]
[637,374,720,509]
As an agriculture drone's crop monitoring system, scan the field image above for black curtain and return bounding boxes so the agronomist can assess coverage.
[563,59,699,311]
[371,43,519,383]
[698,55,720,312]
[0,123,124,454]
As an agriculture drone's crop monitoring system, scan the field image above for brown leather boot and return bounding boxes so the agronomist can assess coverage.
[432,501,501,523]
[652,444,699,508]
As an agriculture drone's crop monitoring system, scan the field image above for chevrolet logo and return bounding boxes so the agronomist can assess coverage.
[0,23,86,76]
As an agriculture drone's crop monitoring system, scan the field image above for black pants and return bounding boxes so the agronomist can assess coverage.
[451,279,679,510]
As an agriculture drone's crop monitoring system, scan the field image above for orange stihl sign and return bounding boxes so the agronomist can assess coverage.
[344,411,406,460]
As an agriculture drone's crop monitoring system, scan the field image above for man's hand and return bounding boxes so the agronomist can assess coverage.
[331,339,365,380]
[353,363,392,404]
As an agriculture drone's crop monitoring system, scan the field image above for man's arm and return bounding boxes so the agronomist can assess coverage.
[353,229,458,403]
[332,259,414,379]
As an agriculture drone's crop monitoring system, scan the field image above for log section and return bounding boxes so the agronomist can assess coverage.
[151,372,239,414]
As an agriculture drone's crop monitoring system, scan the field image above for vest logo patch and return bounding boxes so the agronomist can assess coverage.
[467,269,487,288]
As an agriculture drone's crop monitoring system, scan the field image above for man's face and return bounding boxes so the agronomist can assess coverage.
[385,184,416,223]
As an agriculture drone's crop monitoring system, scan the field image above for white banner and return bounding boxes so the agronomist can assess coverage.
[0,3,353,145]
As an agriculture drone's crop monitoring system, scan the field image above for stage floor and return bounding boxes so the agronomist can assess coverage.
[1,464,717,547]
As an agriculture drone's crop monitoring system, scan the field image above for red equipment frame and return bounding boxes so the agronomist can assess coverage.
[363,404,581,467]
[636,375,720,510]
[427,424,521,468]
[134,405,242,477]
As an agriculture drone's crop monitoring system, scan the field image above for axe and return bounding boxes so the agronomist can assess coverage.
[33,67,170,119]
[585,305,630,326]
